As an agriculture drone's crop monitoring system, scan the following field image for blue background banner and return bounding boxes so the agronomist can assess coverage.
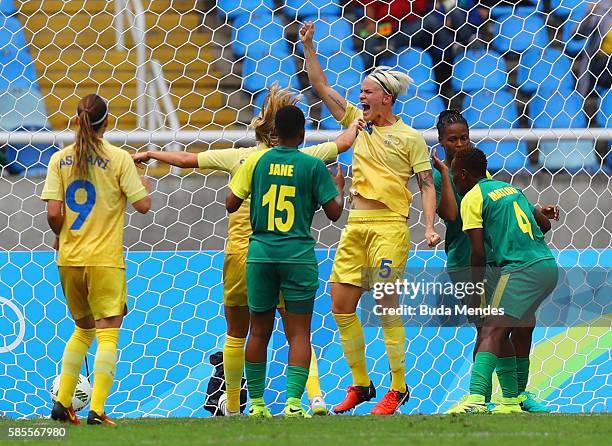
[0,250,610,418]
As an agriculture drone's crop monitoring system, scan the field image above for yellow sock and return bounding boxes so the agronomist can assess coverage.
[223,335,246,413]
[381,315,406,392]
[57,327,95,407]
[305,345,322,399]
[90,328,119,415]
[333,313,370,387]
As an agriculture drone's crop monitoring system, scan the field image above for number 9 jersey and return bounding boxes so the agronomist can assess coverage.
[41,140,148,268]
[461,178,554,273]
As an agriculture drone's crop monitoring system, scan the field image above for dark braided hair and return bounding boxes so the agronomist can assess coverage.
[436,109,468,138]
[453,146,487,178]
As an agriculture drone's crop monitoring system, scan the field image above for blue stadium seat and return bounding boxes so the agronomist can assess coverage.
[294,15,354,56]
[529,90,597,172]
[0,15,39,91]
[517,48,576,95]
[284,0,342,21]
[0,0,16,15]
[562,1,590,57]
[550,0,587,20]
[394,88,446,130]
[231,11,287,59]
[323,52,363,91]
[462,89,528,172]
[216,0,276,22]
[489,2,542,19]
[4,125,58,176]
[451,49,508,93]
[242,49,300,95]
[380,47,437,93]
[491,8,549,54]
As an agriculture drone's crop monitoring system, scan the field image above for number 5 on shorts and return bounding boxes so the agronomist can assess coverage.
[379,259,392,279]
[66,180,96,230]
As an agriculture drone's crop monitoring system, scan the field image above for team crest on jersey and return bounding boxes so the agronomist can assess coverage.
[384,135,401,146]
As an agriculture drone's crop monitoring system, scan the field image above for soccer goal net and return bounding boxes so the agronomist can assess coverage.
[0,0,610,417]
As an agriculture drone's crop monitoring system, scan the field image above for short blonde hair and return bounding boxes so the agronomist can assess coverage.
[250,83,301,147]
[366,66,413,102]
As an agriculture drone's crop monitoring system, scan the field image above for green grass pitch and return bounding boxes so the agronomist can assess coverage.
[1,414,610,446]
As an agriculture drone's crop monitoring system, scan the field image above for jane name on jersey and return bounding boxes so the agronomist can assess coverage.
[59,155,111,170]
[268,163,294,177]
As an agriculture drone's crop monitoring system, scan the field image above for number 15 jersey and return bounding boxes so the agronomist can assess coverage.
[41,140,148,268]
[229,146,338,265]
[461,178,554,273]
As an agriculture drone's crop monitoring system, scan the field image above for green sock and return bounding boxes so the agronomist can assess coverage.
[485,379,493,403]
[286,365,309,400]
[516,357,530,394]
[245,361,266,400]
[496,356,518,398]
[470,352,497,397]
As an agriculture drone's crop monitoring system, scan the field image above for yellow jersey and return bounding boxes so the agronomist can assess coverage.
[339,103,431,217]
[41,139,148,268]
[197,142,339,254]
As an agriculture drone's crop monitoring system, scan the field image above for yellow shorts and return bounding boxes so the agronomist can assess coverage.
[330,210,410,289]
[223,252,248,307]
[223,251,286,308]
[58,266,127,321]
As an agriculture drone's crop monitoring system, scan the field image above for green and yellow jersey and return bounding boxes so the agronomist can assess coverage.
[197,142,338,255]
[41,140,148,268]
[228,146,338,265]
[339,103,431,217]
[461,178,554,272]
[433,169,491,269]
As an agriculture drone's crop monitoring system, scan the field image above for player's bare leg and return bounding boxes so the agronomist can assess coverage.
[244,309,274,418]
[332,282,376,414]
[223,305,250,415]
[88,314,123,426]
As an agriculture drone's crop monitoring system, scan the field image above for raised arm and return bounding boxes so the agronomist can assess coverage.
[300,21,348,121]
[132,151,198,168]
[418,169,442,247]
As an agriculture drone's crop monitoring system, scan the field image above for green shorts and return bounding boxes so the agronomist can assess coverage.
[246,262,318,314]
[490,259,559,320]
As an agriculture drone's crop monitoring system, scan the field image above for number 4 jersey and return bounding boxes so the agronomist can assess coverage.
[229,146,338,265]
[41,140,148,268]
[461,178,554,272]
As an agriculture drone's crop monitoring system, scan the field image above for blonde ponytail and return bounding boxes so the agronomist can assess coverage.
[250,83,301,147]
